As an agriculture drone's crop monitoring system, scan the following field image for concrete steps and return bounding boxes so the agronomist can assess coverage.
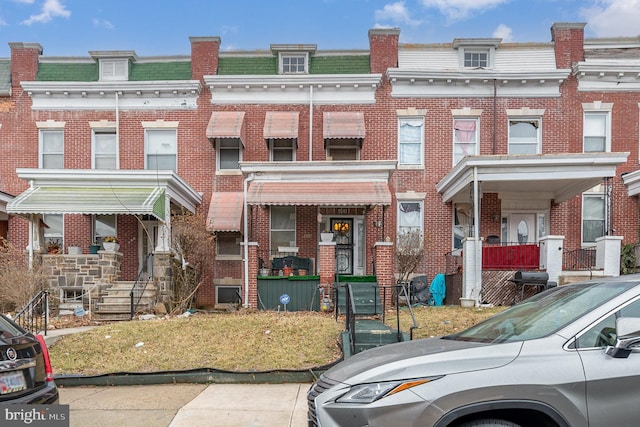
[93,281,158,321]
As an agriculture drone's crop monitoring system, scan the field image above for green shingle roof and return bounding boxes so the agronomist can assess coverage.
[36,61,192,82]
[0,60,10,94]
[218,57,278,75]
[37,63,98,81]
[218,55,371,75]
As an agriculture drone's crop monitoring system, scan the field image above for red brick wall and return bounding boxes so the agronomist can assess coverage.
[550,23,585,69]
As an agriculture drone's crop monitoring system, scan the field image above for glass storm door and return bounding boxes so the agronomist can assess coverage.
[508,214,536,244]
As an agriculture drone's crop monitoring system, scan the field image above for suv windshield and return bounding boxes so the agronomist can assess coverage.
[445,281,637,343]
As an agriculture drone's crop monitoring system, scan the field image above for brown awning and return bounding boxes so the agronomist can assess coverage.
[207,191,244,232]
[206,112,246,145]
[263,112,299,139]
[247,181,391,206]
[323,112,365,139]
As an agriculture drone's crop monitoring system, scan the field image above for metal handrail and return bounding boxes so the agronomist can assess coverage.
[14,290,49,335]
[130,254,154,320]
[396,283,419,340]
[345,284,357,356]
[563,248,594,279]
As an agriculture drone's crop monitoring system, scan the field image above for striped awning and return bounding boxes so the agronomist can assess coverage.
[206,111,246,145]
[263,112,299,139]
[7,187,166,220]
[247,181,391,206]
[207,192,244,232]
[323,112,365,139]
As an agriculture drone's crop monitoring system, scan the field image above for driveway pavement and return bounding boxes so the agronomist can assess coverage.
[59,383,310,427]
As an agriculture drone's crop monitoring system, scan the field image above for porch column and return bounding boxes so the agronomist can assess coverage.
[596,235,623,277]
[155,193,171,252]
[539,235,564,284]
[245,242,259,308]
[374,241,394,307]
[319,241,336,300]
[462,237,482,301]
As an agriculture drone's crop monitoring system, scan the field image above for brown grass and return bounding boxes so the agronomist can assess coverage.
[49,306,508,375]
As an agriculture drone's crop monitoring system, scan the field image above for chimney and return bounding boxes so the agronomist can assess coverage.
[190,36,220,81]
[9,42,42,89]
[550,22,586,69]
[368,28,400,74]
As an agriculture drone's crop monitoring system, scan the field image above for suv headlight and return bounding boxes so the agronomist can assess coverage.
[336,377,441,404]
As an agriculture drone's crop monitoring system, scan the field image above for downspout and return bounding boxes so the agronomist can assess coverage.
[28,214,34,268]
[309,85,313,160]
[493,79,497,154]
[243,173,255,308]
[115,91,120,167]
[473,166,480,239]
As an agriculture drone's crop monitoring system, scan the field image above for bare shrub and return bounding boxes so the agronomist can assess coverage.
[170,210,216,314]
[395,229,426,284]
[0,238,49,312]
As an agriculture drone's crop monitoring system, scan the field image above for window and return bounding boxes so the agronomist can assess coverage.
[269,138,295,161]
[94,215,116,246]
[270,206,295,254]
[398,118,424,166]
[146,129,177,172]
[40,129,64,169]
[43,214,63,247]
[93,129,117,169]
[583,193,605,244]
[575,299,640,349]
[216,285,241,305]
[398,201,423,236]
[216,232,242,257]
[327,138,359,161]
[280,54,307,74]
[464,50,488,68]
[453,119,478,164]
[508,119,540,154]
[217,138,242,170]
[453,204,470,249]
[584,112,609,152]
[100,59,128,81]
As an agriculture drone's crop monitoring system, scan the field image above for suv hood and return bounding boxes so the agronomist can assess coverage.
[324,337,522,385]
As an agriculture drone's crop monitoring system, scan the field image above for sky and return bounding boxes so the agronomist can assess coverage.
[0,0,639,58]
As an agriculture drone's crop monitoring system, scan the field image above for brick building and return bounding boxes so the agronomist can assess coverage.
[0,22,638,310]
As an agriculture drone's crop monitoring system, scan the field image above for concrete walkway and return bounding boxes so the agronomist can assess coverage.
[60,383,310,427]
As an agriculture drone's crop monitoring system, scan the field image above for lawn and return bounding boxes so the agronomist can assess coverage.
[48,305,507,376]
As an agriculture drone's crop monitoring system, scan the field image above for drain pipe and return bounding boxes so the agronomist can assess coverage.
[243,173,255,307]
[309,85,313,160]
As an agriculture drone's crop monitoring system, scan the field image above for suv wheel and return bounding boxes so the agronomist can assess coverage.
[459,419,521,427]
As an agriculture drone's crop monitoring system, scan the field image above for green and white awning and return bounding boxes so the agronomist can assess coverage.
[7,187,166,220]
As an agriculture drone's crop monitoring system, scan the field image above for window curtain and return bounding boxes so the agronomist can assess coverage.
[399,120,423,164]
[454,120,476,142]
[399,202,421,232]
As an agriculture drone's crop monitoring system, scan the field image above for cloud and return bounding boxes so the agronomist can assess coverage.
[13,0,35,4]
[493,24,513,42]
[92,18,113,30]
[21,0,71,26]
[580,0,640,37]
[375,2,422,26]
[420,0,509,21]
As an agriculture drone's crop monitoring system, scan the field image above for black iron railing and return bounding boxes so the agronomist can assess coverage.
[563,247,595,278]
[130,254,154,320]
[14,290,49,335]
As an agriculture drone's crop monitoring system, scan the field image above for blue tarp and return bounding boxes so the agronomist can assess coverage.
[429,273,446,306]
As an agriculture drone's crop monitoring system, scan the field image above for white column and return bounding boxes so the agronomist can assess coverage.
[462,237,482,300]
[596,235,623,277]
[155,193,171,252]
[539,235,564,284]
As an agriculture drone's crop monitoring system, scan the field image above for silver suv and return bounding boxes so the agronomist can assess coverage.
[308,275,640,427]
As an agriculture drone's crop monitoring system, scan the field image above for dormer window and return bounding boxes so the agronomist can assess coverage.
[100,59,128,81]
[464,50,488,68]
[271,44,316,75]
[453,38,500,69]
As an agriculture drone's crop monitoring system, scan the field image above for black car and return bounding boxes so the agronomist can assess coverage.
[0,314,58,404]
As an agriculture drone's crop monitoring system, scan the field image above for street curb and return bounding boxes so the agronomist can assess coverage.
[54,363,339,387]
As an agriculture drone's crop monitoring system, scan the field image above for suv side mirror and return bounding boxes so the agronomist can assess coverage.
[605,317,640,359]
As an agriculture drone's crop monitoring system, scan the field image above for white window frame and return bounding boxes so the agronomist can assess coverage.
[93,215,117,247]
[92,128,118,169]
[398,117,424,168]
[100,59,128,81]
[269,138,296,161]
[270,206,296,255]
[582,192,606,246]
[463,49,489,68]
[216,232,242,259]
[43,214,63,247]
[145,128,177,172]
[508,118,541,155]
[217,138,243,170]
[279,53,308,74]
[39,129,64,169]
[453,118,479,164]
[583,110,611,153]
[397,200,424,236]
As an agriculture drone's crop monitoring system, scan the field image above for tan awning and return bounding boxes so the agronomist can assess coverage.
[263,112,299,139]
[247,181,391,206]
[207,192,244,232]
[206,111,246,145]
[323,112,365,139]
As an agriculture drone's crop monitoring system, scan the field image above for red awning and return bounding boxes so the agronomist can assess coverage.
[323,112,365,139]
[247,181,391,206]
[263,112,299,139]
[207,192,244,232]
[206,112,246,145]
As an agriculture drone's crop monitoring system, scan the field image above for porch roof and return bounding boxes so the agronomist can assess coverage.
[436,152,629,204]
[247,181,391,206]
[207,191,243,232]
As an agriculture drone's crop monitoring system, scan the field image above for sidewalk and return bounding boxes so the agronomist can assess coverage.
[59,383,310,427]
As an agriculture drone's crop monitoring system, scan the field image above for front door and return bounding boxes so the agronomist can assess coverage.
[508,213,536,244]
[140,221,158,279]
[331,218,353,275]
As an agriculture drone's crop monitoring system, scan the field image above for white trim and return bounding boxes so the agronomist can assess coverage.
[36,120,65,128]
[88,120,116,128]
[141,120,179,128]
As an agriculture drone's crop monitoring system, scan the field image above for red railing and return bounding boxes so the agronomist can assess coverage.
[482,242,539,270]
